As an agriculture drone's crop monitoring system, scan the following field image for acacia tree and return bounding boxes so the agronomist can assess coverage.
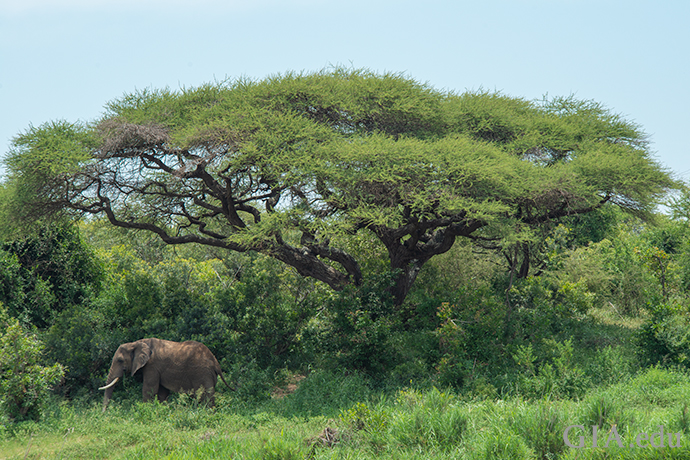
[4,69,674,305]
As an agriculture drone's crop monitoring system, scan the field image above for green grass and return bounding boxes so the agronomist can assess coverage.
[3,367,690,459]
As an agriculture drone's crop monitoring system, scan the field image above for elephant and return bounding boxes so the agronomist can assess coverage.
[99,338,233,411]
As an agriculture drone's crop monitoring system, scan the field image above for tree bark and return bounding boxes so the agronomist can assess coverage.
[270,243,361,291]
[518,242,531,279]
[375,219,485,305]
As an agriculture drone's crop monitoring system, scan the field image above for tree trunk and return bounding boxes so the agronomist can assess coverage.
[503,245,519,339]
[377,220,485,306]
[389,259,425,306]
[518,243,531,279]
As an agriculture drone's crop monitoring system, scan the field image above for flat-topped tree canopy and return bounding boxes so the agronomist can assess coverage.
[4,68,676,305]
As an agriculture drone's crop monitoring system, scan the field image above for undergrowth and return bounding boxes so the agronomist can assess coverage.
[2,367,690,459]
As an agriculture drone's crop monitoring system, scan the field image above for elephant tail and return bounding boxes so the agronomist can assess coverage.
[211,353,236,391]
[218,370,236,391]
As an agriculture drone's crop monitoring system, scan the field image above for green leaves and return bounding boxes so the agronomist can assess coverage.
[7,120,93,177]
[313,133,518,229]
[0,307,65,421]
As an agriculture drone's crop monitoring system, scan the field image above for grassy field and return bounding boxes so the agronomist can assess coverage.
[2,366,690,460]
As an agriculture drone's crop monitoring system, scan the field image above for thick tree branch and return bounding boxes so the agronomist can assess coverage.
[269,244,359,291]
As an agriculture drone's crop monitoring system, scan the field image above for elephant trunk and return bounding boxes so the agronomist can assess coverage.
[100,371,122,412]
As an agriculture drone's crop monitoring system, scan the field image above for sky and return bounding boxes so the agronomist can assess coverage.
[1,0,688,182]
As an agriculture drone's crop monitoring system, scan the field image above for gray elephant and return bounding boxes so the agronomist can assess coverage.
[99,338,233,411]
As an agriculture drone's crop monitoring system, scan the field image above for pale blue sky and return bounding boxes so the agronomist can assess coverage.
[1,0,688,180]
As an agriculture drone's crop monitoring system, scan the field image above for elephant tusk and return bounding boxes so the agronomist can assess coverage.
[98,377,119,390]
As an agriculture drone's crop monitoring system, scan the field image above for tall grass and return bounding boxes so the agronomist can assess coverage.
[3,367,690,459]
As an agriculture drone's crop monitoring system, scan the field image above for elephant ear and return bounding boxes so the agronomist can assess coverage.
[131,342,152,376]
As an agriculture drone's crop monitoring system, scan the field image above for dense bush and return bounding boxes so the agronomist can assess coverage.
[0,305,64,421]
[300,273,404,376]
[433,271,601,394]
[0,225,102,327]
[598,224,664,313]
[512,339,590,399]
[636,302,690,367]
[0,251,25,320]
[538,219,664,315]
[434,291,505,391]
[44,244,322,395]
[43,305,123,396]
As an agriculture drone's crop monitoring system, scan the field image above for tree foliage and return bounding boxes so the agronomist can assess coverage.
[0,224,101,327]
[4,69,675,305]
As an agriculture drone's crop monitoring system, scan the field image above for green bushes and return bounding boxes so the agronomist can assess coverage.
[300,273,403,376]
[539,219,672,316]
[0,225,102,327]
[43,305,121,396]
[434,276,601,396]
[29,216,682,406]
[636,302,690,367]
[512,339,590,399]
[434,293,505,391]
[585,345,634,387]
[0,305,64,421]
[45,244,320,395]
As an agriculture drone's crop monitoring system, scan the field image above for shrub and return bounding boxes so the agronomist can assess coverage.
[0,306,65,421]
[585,345,634,387]
[636,302,690,367]
[434,290,506,390]
[0,224,102,328]
[513,339,590,399]
[226,359,272,404]
[380,330,436,388]
[509,276,593,323]
[599,226,662,314]
[300,273,401,376]
[0,250,25,320]
[42,305,124,396]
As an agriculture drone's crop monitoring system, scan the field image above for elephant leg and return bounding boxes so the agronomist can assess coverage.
[200,387,215,407]
[142,374,160,402]
[157,386,171,402]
